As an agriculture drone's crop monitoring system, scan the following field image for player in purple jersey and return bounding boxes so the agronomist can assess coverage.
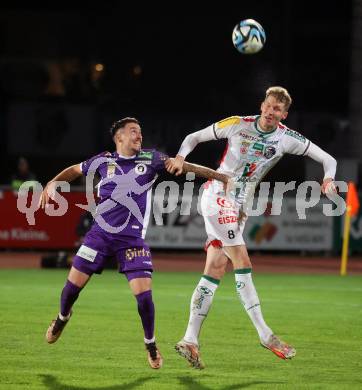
[40,117,230,369]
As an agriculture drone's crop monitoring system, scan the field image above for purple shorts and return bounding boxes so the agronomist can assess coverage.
[72,229,153,278]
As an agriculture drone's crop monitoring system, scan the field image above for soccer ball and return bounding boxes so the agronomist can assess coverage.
[232,19,266,54]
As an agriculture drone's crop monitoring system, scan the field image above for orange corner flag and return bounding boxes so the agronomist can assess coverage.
[346,182,360,217]
[341,182,360,276]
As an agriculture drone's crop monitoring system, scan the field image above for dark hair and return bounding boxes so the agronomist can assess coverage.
[109,117,140,137]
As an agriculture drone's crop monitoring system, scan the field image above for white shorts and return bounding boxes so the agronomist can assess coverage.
[200,185,246,247]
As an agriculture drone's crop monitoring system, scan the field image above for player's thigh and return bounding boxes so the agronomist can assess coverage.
[203,246,228,279]
[223,244,251,269]
[201,190,245,246]
[204,210,245,246]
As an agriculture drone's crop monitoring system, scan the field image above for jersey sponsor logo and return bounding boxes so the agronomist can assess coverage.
[251,142,264,151]
[135,163,147,175]
[263,146,276,159]
[76,245,97,262]
[242,162,257,178]
[285,129,306,143]
[216,197,233,208]
[240,132,258,141]
[125,247,151,261]
[135,160,152,165]
[219,209,238,216]
[253,151,263,157]
[217,116,241,129]
[218,215,238,224]
[137,151,153,159]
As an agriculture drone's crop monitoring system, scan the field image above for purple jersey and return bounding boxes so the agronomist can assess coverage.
[81,149,167,239]
[72,149,167,277]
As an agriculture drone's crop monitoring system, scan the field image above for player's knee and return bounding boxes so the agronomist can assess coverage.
[206,264,226,279]
[242,255,252,268]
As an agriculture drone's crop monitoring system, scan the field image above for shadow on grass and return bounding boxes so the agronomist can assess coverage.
[40,374,154,390]
[178,376,284,389]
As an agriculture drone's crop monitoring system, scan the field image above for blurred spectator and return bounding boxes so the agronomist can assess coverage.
[11,157,37,191]
[75,211,94,246]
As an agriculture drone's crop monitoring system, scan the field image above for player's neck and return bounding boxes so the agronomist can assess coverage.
[116,146,137,158]
[257,116,277,133]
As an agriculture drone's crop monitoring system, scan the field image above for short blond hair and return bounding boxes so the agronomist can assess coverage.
[265,86,292,111]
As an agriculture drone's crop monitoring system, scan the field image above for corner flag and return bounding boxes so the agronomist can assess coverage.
[341,182,360,276]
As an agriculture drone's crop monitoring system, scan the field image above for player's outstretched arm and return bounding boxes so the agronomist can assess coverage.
[304,143,337,195]
[40,164,82,209]
[181,161,230,184]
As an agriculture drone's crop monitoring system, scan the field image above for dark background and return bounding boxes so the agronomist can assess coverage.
[0,3,352,185]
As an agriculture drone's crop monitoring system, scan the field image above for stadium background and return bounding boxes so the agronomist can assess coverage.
[0,2,361,258]
[1,4,362,390]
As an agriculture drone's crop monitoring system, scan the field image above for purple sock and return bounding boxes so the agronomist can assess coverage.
[60,280,82,317]
[136,290,155,340]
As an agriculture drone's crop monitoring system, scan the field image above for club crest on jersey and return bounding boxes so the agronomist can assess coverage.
[107,159,117,178]
[240,141,251,154]
[135,163,147,175]
[263,146,276,159]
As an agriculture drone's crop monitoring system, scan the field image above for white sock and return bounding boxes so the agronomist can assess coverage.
[183,276,219,346]
[144,336,155,344]
[58,312,71,321]
[235,269,273,343]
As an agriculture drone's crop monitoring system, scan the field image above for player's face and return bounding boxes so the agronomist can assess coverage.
[118,123,143,153]
[259,95,288,131]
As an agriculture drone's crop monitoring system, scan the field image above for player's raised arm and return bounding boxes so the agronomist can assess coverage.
[167,117,242,176]
[40,164,82,209]
[166,126,216,176]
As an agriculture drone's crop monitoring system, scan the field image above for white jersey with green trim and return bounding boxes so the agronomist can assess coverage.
[211,115,310,181]
[177,115,336,206]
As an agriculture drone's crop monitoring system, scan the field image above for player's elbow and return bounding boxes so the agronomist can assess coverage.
[328,156,337,170]
[184,132,200,146]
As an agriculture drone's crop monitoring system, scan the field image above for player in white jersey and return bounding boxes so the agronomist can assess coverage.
[166,86,337,368]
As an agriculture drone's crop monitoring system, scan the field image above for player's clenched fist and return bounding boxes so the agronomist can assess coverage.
[165,154,184,176]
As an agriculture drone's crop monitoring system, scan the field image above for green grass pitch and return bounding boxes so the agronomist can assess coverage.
[1,269,362,389]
